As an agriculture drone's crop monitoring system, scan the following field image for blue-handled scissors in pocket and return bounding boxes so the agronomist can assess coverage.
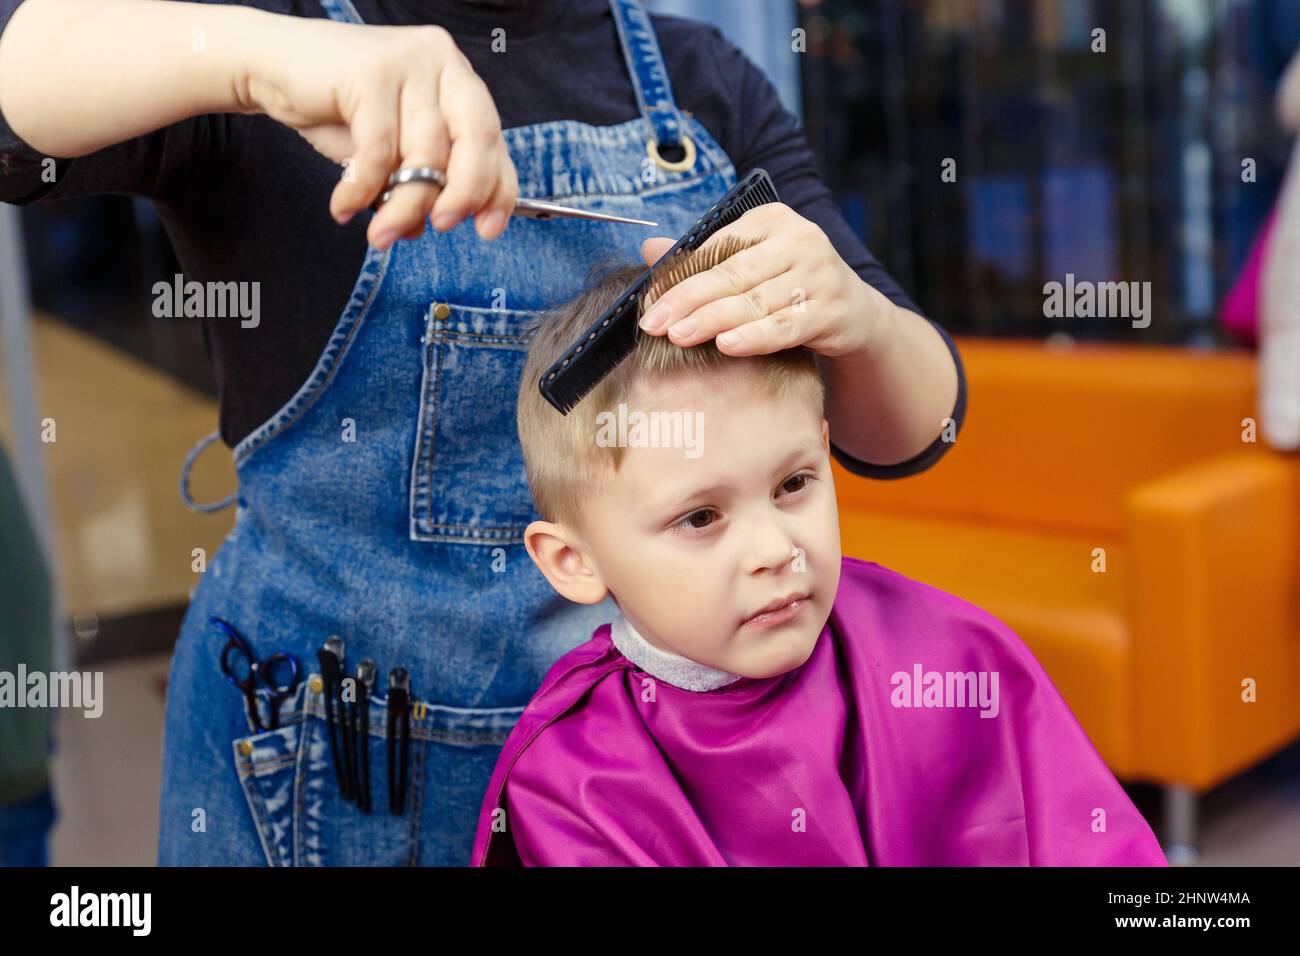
[212,617,302,733]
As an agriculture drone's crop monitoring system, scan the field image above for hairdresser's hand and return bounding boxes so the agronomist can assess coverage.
[243,18,517,248]
[636,203,890,359]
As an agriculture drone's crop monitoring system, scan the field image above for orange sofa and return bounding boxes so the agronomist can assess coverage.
[831,336,1300,854]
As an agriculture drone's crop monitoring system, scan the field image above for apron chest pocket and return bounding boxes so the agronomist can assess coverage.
[410,302,541,545]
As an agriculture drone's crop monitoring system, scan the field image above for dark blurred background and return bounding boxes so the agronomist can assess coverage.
[797,0,1294,342]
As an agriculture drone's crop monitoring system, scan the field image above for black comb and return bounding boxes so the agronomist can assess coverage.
[539,168,781,415]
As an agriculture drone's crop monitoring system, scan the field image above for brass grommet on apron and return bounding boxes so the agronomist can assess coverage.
[433,302,451,320]
[646,134,696,173]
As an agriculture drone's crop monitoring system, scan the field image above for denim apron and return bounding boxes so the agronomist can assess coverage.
[157,0,738,865]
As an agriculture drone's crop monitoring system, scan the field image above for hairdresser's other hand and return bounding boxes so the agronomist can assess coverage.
[243,19,517,248]
[636,203,888,358]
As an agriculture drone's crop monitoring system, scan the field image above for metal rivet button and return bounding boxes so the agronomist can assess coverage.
[237,740,253,757]
[433,302,450,320]
[308,675,324,694]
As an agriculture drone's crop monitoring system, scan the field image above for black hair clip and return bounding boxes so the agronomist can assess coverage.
[316,636,349,801]
[386,668,411,816]
[355,659,376,814]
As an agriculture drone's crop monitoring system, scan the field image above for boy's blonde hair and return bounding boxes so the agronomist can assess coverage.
[517,236,826,531]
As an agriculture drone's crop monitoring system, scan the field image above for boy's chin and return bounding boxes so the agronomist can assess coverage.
[731,628,821,680]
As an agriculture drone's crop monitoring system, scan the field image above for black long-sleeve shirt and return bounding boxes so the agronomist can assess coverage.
[0,0,965,475]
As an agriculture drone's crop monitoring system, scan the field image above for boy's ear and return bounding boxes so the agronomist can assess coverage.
[523,520,610,606]
[821,418,830,452]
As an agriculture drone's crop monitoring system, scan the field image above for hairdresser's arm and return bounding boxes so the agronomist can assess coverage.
[640,205,963,470]
[812,297,960,468]
[0,0,261,158]
[0,0,516,244]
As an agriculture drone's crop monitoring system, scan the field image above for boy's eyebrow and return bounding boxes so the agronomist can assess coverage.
[649,440,824,513]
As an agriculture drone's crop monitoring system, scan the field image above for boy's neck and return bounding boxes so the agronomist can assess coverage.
[609,613,744,693]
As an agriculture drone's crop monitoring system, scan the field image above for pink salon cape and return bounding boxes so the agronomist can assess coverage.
[471,556,1167,866]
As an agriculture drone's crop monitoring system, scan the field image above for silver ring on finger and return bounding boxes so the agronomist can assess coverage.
[371,166,447,211]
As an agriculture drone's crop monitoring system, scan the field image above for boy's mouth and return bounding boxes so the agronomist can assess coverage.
[741,593,811,629]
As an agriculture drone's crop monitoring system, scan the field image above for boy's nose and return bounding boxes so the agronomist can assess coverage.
[742,515,800,575]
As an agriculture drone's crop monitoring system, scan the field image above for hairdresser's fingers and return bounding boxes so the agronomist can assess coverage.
[473,147,518,241]
[330,81,401,227]
[696,201,816,273]
[640,234,792,336]
[375,74,452,246]
[713,302,815,356]
[664,274,807,350]
[640,237,676,267]
[430,59,506,231]
[368,108,445,247]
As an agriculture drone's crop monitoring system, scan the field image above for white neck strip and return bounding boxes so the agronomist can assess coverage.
[609,613,744,693]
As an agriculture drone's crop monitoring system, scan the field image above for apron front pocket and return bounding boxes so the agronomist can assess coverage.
[233,674,523,866]
[232,683,309,868]
[410,302,541,545]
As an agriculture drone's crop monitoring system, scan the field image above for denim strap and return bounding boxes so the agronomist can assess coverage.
[179,429,239,513]
[608,0,685,150]
[319,0,363,24]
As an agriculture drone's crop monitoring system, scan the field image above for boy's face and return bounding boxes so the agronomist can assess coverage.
[525,361,842,680]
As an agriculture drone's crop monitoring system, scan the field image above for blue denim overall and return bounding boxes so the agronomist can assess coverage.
[157,0,738,865]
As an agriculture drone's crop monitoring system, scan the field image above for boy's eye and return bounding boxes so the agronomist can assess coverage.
[671,508,718,535]
[669,473,817,536]
[780,472,818,496]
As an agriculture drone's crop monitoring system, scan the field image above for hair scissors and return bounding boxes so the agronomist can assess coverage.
[213,617,302,733]
[370,166,659,226]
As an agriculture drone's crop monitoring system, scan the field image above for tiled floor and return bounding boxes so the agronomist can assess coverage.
[48,654,171,867]
[0,313,233,619]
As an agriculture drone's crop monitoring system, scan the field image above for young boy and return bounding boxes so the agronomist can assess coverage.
[471,244,1168,867]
